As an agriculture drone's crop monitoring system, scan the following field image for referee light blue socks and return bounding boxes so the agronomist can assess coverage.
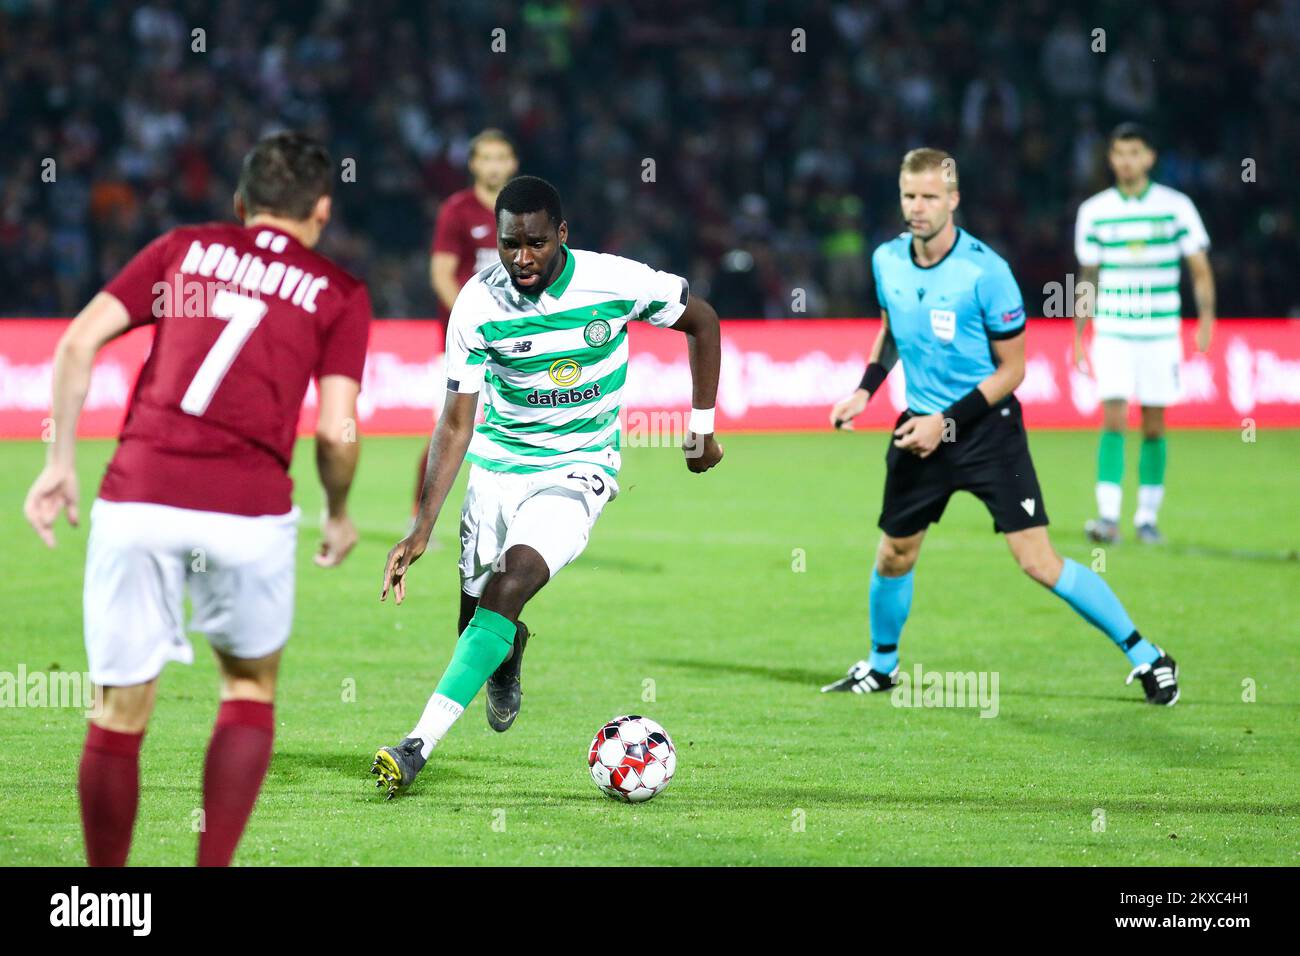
[1051,559,1160,666]
[867,568,913,674]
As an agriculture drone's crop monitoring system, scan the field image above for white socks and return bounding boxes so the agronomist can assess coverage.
[409,693,464,760]
[1096,482,1164,527]
[1096,482,1122,523]
[1134,485,1165,528]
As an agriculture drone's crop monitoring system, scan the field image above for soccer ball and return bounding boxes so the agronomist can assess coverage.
[587,715,677,803]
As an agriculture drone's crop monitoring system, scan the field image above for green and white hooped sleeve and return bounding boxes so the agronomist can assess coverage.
[444,285,489,394]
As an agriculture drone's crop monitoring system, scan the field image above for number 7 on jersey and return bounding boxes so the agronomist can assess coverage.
[180,289,269,416]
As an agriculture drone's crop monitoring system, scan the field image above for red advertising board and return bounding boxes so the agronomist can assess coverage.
[1,318,1297,437]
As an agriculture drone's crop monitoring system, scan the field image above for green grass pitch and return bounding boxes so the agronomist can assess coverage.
[1,429,1296,866]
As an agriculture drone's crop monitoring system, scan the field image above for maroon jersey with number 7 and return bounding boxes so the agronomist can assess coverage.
[97,222,372,516]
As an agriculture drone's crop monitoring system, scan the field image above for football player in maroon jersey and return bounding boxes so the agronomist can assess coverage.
[23,131,372,866]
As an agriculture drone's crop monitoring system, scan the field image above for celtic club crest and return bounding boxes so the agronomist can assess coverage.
[584,318,611,347]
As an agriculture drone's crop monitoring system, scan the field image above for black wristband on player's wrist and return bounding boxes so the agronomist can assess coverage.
[858,362,889,397]
[942,387,991,429]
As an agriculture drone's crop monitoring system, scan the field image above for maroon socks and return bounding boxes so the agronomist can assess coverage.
[79,699,274,866]
[197,699,274,867]
[79,724,144,866]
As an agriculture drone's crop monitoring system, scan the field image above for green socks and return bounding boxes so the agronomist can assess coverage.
[1096,433,1168,526]
[1139,436,1167,486]
[1095,431,1125,522]
[1097,431,1125,485]
[1135,436,1167,527]
[433,606,517,707]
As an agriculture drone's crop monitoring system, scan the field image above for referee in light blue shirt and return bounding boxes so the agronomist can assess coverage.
[821,148,1179,706]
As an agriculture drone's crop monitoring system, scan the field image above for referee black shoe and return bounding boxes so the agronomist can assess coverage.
[821,660,899,694]
[486,621,529,732]
[1126,652,1179,706]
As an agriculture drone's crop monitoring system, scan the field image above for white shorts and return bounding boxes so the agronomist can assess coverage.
[1092,334,1183,407]
[458,464,617,597]
[84,499,300,686]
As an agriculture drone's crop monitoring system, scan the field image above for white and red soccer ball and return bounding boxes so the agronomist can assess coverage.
[587,715,677,802]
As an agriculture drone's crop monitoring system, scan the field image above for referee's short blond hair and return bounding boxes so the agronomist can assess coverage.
[900,148,958,190]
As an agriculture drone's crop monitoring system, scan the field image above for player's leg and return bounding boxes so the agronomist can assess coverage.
[187,507,297,863]
[80,680,158,867]
[198,648,280,867]
[374,470,510,796]
[868,532,923,674]
[1132,335,1179,542]
[1088,334,1133,544]
[821,531,926,693]
[1135,405,1167,542]
[1005,526,1178,704]
[824,413,948,694]
[80,499,192,866]
[424,544,546,730]
[417,484,597,740]
[1088,399,1127,543]
[455,473,609,735]
[960,395,1177,704]
[374,570,528,797]
[457,587,477,633]
[449,581,529,730]
[375,470,611,797]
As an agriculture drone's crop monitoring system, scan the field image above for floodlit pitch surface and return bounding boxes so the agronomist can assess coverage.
[1,430,1295,866]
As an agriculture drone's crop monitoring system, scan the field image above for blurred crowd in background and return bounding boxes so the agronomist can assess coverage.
[2,0,1297,318]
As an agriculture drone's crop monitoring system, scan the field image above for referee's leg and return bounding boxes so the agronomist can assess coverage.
[876,529,925,577]
[864,530,925,676]
[1004,526,1061,587]
[1005,525,1164,675]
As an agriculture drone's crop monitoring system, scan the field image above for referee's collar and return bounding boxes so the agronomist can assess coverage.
[910,227,962,270]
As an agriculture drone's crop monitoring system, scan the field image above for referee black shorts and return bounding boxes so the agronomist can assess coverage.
[877,395,1050,538]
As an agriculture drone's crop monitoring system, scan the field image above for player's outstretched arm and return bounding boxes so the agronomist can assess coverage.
[831,309,897,430]
[672,294,723,473]
[314,374,363,567]
[381,389,478,604]
[23,292,131,547]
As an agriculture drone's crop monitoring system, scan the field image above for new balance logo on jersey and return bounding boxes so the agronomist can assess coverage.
[526,384,602,407]
[1021,498,1036,516]
[506,341,533,353]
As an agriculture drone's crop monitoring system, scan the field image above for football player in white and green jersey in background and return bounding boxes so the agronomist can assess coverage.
[1074,123,1216,545]
[371,176,724,798]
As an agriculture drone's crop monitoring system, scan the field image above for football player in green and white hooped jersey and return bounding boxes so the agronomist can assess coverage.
[371,176,724,798]
[1073,123,1216,545]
